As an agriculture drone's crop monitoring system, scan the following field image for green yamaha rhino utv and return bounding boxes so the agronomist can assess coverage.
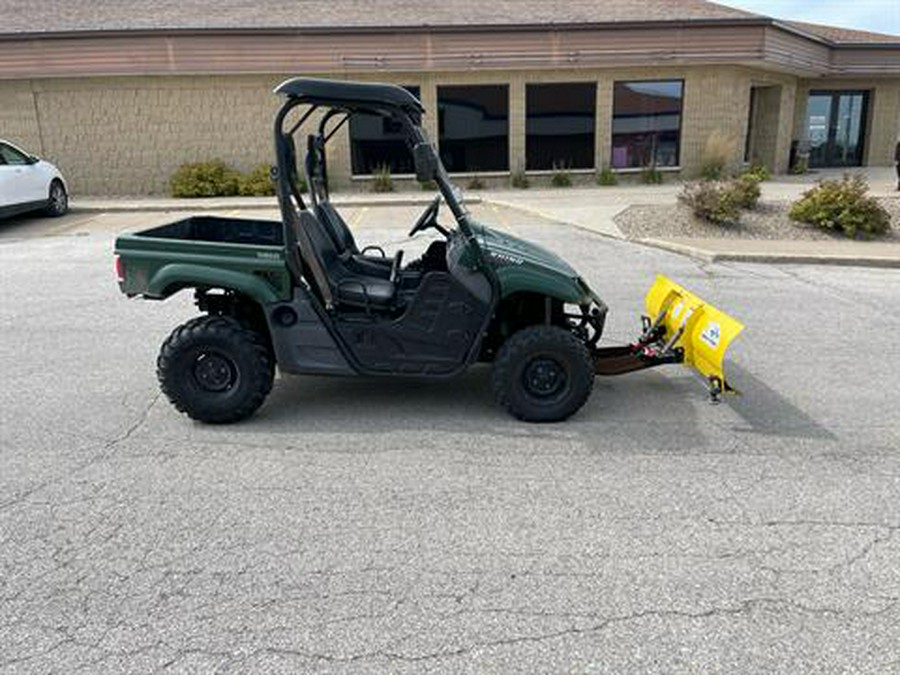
[114,78,744,424]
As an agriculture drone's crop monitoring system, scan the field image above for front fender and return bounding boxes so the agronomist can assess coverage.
[495,266,593,305]
[146,263,281,304]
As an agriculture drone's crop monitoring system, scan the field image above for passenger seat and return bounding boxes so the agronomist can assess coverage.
[315,202,396,278]
[299,210,396,311]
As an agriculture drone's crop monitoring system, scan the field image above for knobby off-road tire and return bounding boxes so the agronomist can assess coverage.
[492,325,594,423]
[157,315,274,424]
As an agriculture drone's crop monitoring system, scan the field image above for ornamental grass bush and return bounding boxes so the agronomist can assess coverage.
[640,165,664,185]
[372,164,394,193]
[510,168,530,189]
[699,130,739,180]
[789,175,890,239]
[170,160,240,197]
[466,175,485,190]
[550,161,572,188]
[597,166,618,186]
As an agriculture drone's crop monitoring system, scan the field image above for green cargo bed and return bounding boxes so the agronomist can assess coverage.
[114,215,292,303]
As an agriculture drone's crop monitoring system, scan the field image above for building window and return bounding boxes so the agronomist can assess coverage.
[438,85,508,172]
[611,80,683,169]
[526,82,596,171]
[805,90,869,168]
[350,86,420,175]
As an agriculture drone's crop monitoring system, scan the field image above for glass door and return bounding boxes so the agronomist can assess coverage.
[806,91,869,168]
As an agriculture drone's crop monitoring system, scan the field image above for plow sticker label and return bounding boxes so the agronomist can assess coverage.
[701,322,722,349]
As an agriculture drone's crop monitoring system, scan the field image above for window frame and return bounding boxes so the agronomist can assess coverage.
[525,81,597,172]
[437,83,510,174]
[610,78,685,170]
[348,85,421,178]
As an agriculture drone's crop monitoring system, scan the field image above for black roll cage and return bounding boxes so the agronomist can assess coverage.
[272,84,494,310]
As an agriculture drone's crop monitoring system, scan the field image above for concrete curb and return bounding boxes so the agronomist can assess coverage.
[71,195,482,213]
[639,238,900,269]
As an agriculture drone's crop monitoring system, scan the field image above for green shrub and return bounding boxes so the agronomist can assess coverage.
[729,175,762,210]
[597,166,618,186]
[791,157,809,175]
[419,179,438,191]
[372,164,394,193]
[699,163,725,181]
[170,160,240,198]
[679,181,741,225]
[641,165,664,185]
[511,169,530,189]
[742,164,771,182]
[467,175,485,190]
[789,175,890,239]
[699,130,738,180]
[238,164,275,196]
[550,162,572,188]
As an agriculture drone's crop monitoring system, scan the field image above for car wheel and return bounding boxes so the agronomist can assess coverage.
[45,180,68,217]
[492,325,594,423]
[157,315,275,424]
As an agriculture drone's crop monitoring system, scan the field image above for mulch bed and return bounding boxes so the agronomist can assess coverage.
[615,197,900,242]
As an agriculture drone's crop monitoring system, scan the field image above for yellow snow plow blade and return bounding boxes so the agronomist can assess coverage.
[644,275,745,395]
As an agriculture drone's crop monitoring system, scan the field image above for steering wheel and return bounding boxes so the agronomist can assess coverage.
[389,249,404,284]
[408,196,448,238]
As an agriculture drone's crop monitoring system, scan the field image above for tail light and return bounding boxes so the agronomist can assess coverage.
[115,255,125,282]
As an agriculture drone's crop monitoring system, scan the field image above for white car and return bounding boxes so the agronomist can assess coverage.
[0,139,69,219]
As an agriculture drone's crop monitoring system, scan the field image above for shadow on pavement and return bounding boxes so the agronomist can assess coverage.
[725,362,834,440]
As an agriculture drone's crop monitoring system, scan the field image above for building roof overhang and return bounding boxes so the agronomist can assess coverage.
[0,19,896,80]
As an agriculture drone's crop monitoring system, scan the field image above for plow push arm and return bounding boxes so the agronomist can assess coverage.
[591,276,745,402]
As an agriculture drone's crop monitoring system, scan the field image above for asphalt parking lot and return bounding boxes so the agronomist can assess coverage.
[2,204,899,673]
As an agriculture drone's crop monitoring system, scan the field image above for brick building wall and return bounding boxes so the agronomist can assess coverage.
[2,68,898,195]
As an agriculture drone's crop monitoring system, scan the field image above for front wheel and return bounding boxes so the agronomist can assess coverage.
[492,325,594,423]
[44,180,68,217]
[157,316,274,424]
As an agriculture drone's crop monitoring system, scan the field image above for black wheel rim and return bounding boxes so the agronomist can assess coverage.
[50,184,66,212]
[522,357,568,400]
[192,352,238,393]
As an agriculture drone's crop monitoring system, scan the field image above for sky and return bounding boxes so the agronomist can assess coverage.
[714,0,900,36]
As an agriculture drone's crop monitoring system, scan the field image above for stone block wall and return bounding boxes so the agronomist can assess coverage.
[3,66,894,195]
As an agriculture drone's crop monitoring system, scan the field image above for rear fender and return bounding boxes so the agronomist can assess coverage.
[146,263,281,305]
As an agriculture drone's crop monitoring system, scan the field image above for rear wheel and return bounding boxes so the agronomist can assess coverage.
[44,180,68,217]
[157,316,274,424]
[492,325,594,423]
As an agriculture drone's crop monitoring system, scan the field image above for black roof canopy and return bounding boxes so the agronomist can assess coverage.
[274,77,425,115]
